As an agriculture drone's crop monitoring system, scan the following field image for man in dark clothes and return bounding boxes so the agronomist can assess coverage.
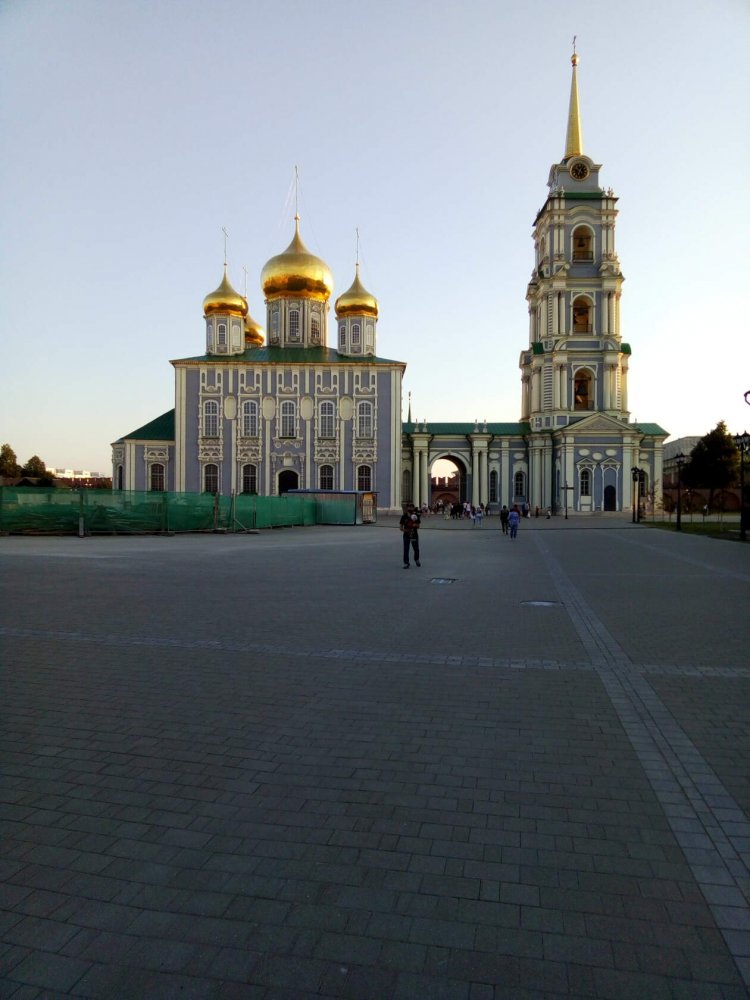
[399,504,421,568]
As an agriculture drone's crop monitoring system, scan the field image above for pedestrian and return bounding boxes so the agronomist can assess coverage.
[474,506,483,527]
[400,504,421,568]
[508,506,520,539]
[500,505,509,535]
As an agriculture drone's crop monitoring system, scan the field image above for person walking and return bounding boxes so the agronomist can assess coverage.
[500,505,509,535]
[508,506,520,539]
[400,504,421,568]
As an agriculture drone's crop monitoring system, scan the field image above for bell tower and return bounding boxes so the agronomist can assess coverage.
[520,48,629,432]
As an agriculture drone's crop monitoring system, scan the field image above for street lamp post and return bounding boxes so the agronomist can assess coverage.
[734,432,749,542]
[631,466,642,524]
[675,452,686,531]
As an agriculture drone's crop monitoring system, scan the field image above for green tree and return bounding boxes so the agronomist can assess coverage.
[0,443,21,477]
[21,455,56,486]
[23,455,48,476]
[682,421,738,509]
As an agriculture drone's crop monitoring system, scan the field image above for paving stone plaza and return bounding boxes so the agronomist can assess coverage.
[1,517,749,999]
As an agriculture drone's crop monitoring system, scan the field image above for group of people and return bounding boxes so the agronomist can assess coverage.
[400,499,530,567]
[499,504,521,538]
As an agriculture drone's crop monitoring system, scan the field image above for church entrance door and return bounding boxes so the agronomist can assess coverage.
[278,470,299,494]
[604,484,616,511]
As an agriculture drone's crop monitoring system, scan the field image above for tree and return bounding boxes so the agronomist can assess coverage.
[23,455,48,477]
[682,421,738,509]
[20,455,55,487]
[0,443,21,478]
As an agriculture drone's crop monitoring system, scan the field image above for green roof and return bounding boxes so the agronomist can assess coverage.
[173,347,405,366]
[404,422,530,436]
[634,423,669,437]
[621,343,631,354]
[531,342,545,355]
[118,409,175,442]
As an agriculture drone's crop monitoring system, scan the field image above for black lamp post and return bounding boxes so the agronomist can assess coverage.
[631,466,642,523]
[734,432,749,542]
[675,452,685,531]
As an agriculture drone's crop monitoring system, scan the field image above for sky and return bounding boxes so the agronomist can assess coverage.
[1,0,749,475]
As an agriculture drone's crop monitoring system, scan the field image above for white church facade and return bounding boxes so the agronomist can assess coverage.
[113,52,667,515]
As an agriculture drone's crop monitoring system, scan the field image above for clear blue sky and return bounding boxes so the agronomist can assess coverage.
[1,0,749,474]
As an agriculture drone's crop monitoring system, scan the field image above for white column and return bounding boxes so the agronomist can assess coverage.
[471,444,479,506]
[479,448,487,505]
[501,442,510,505]
[421,448,430,507]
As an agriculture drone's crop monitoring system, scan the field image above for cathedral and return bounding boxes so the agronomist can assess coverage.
[113,52,667,515]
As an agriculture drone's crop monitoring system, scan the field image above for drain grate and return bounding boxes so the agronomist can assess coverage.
[521,600,562,607]
[431,578,456,585]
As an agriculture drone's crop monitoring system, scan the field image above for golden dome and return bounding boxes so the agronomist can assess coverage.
[244,309,264,347]
[261,216,333,302]
[335,264,378,318]
[203,266,248,317]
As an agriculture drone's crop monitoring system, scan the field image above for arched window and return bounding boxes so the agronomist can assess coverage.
[204,464,218,494]
[319,464,334,490]
[242,400,258,437]
[572,296,592,333]
[357,465,372,491]
[289,309,300,342]
[150,463,165,492]
[572,226,593,262]
[319,400,335,438]
[580,468,592,497]
[280,400,296,438]
[217,323,227,346]
[311,317,320,343]
[204,400,219,437]
[574,369,593,411]
[489,470,498,503]
[206,321,212,351]
[242,463,257,494]
[352,323,361,352]
[357,401,373,438]
[514,470,526,500]
[365,322,374,351]
[339,324,346,349]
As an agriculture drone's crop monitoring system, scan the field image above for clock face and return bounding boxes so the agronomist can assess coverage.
[570,161,589,181]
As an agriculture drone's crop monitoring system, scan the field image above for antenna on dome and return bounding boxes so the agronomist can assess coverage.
[222,226,229,267]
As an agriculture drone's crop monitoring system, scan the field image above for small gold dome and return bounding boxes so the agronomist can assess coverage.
[244,308,264,347]
[203,266,248,317]
[335,263,378,318]
[261,216,333,302]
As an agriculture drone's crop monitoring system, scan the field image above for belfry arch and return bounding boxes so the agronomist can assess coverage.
[430,455,468,509]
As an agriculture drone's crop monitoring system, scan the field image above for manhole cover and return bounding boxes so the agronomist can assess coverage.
[521,600,562,607]
[431,578,456,585]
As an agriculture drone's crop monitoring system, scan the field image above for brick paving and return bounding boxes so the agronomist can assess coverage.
[0,518,748,998]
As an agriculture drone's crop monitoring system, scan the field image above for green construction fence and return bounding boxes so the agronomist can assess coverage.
[0,488,374,535]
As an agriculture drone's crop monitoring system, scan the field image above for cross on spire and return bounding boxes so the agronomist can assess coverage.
[221,226,229,266]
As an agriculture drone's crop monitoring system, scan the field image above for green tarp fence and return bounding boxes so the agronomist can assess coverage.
[0,488,357,535]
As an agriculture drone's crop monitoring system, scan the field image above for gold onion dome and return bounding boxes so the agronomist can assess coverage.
[244,309,264,347]
[335,264,378,318]
[202,266,248,317]
[261,216,333,301]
